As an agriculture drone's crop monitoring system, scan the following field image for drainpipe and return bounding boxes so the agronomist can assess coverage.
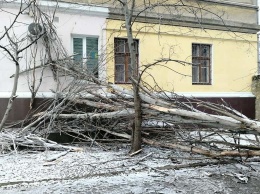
[258,0,260,74]
[252,0,260,120]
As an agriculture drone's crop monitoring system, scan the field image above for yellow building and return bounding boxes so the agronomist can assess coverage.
[104,0,260,118]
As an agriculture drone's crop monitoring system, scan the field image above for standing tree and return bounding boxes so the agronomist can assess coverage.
[120,0,142,153]
[0,0,46,130]
[0,0,67,130]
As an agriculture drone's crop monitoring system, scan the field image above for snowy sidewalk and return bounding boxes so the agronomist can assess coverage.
[0,146,260,194]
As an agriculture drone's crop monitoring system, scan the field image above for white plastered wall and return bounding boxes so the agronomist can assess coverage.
[0,1,108,98]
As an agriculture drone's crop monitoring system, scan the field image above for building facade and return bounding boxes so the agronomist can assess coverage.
[105,0,260,118]
[0,0,108,123]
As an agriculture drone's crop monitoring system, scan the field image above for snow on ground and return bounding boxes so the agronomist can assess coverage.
[0,145,260,194]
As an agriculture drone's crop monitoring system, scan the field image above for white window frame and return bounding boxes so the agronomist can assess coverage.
[71,35,99,77]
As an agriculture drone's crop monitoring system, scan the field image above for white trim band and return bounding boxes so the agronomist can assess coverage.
[175,92,255,98]
[0,92,55,98]
[0,92,255,98]
[3,0,109,17]
[39,0,109,15]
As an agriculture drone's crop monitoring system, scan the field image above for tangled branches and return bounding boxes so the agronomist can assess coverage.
[0,1,260,159]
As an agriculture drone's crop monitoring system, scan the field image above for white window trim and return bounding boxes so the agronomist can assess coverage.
[71,35,99,73]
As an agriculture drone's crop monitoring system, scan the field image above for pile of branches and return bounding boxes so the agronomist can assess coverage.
[5,64,258,158]
[1,1,259,158]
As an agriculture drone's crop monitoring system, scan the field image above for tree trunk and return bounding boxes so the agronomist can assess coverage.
[0,50,19,130]
[131,85,142,152]
[123,0,142,153]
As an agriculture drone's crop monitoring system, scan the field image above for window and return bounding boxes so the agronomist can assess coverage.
[192,44,211,84]
[73,37,98,77]
[114,38,139,83]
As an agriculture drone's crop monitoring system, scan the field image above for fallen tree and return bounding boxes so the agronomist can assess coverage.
[0,0,259,160]
[1,67,258,158]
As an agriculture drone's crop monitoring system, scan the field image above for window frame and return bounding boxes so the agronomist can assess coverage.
[72,35,99,77]
[192,43,212,85]
[114,38,139,84]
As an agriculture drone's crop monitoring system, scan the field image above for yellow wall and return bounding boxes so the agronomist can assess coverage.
[106,19,257,93]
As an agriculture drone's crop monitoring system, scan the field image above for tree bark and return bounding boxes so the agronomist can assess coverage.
[122,0,142,153]
[143,138,260,158]
[0,48,19,130]
[50,109,135,119]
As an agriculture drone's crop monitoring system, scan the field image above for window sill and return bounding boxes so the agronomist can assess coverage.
[192,82,212,85]
[115,82,132,84]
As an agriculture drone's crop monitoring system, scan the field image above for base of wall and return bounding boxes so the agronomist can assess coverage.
[0,96,256,124]
[0,98,52,125]
[195,97,255,119]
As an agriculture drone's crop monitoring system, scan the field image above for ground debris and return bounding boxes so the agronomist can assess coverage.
[0,145,260,194]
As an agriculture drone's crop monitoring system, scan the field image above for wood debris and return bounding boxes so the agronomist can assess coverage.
[1,65,259,159]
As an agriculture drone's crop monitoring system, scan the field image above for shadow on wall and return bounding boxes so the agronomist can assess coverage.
[195,97,255,119]
[0,98,53,125]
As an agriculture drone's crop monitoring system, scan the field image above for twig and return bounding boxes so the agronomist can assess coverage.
[135,152,153,164]
[129,149,142,156]
[139,162,170,176]
[46,150,70,162]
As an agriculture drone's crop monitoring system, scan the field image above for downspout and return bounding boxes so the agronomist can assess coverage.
[258,0,260,74]
[253,0,260,120]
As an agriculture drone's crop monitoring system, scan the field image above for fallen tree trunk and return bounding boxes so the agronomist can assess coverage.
[147,104,252,129]
[0,132,83,152]
[5,61,260,160]
[143,138,260,158]
[49,109,134,119]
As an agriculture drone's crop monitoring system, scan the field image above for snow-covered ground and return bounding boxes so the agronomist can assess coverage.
[0,145,260,194]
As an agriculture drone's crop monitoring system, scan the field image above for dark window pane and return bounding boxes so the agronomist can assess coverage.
[192,58,200,83]
[201,67,209,83]
[86,38,98,59]
[86,37,98,77]
[192,66,199,82]
[115,55,125,65]
[127,66,132,81]
[86,59,98,75]
[73,38,83,62]
[115,39,126,53]
[115,65,125,82]
[192,44,200,57]
[201,45,210,57]
[201,59,210,67]
[192,58,200,67]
